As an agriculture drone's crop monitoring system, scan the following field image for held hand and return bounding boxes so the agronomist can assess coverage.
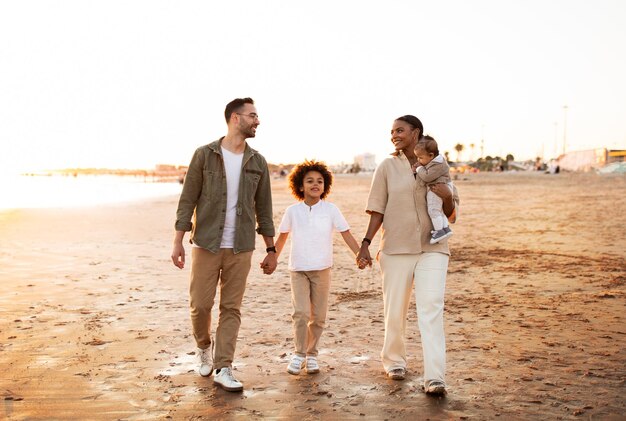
[171,243,185,269]
[356,245,372,269]
[260,253,278,275]
[356,257,368,270]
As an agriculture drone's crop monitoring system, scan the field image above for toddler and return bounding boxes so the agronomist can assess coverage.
[414,136,453,244]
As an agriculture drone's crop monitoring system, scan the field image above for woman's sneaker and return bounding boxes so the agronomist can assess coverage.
[287,355,305,375]
[387,367,406,380]
[305,356,320,374]
[213,367,243,392]
[424,379,447,395]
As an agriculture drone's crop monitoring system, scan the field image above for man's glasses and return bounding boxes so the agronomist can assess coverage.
[236,113,260,121]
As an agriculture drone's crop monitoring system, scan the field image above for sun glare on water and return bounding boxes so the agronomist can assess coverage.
[0,174,183,210]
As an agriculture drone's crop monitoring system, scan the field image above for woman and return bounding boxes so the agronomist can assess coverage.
[357,115,458,396]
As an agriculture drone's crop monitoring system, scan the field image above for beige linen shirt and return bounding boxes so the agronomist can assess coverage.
[366,152,458,255]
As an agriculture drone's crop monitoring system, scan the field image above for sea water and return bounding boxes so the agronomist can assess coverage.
[0,174,183,210]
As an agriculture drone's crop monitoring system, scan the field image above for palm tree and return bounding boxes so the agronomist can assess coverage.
[469,143,476,161]
[454,143,465,162]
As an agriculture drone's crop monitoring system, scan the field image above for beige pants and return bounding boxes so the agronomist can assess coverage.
[190,247,252,369]
[379,252,448,383]
[290,268,331,357]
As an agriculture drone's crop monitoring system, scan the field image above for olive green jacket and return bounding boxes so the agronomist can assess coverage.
[175,138,275,253]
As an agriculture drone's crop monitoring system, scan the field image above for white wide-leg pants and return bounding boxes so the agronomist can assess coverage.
[379,251,448,383]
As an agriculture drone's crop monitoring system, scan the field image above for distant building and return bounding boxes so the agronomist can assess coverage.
[354,153,377,172]
[155,164,177,172]
[558,148,626,172]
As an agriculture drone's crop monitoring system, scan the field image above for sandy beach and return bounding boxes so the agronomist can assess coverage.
[1,171,625,420]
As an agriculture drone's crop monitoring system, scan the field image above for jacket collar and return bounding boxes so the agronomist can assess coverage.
[208,137,258,158]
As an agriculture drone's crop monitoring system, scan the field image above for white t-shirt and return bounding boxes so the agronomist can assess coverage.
[278,200,350,271]
[220,147,243,248]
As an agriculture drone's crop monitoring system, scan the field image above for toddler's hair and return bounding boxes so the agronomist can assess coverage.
[288,160,333,200]
[416,135,439,156]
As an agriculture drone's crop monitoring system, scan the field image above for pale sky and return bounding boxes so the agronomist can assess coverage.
[1,0,625,173]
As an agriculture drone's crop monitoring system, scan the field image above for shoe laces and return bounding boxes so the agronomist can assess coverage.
[221,366,237,380]
[200,349,211,364]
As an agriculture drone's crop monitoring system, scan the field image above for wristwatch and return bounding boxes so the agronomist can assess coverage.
[266,246,277,253]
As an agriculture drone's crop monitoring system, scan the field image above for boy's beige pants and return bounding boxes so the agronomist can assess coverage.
[290,268,331,357]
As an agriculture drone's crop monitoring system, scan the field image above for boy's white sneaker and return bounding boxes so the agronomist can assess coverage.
[213,367,243,392]
[287,355,305,375]
[306,356,320,374]
[198,342,214,377]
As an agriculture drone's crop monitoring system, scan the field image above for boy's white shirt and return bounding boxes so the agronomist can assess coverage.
[278,200,349,271]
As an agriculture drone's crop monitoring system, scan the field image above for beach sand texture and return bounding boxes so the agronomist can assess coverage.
[1,172,625,420]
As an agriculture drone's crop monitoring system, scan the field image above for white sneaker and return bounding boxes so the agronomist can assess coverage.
[424,379,447,395]
[306,356,320,374]
[198,342,213,377]
[213,367,243,392]
[287,355,305,375]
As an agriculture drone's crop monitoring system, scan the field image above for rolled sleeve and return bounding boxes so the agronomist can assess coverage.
[254,162,276,237]
[366,163,388,214]
[175,148,204,232]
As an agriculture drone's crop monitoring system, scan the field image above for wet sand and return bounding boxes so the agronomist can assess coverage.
[1,172,625,420]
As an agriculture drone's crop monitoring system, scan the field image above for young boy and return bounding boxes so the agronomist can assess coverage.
[413,136,453,244]
[274,160,364,375]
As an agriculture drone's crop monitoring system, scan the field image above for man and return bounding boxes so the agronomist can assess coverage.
[171,97,277,392]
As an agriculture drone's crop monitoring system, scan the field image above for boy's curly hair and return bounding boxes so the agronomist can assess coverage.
[288,160,333,200]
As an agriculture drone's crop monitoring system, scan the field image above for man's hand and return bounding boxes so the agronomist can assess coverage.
[171,242,185,269]
[260,252,278,275]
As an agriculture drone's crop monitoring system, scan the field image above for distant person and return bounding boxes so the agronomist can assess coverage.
[357,115,459,396]
[171,97,277,392]
[273,160,366,375]
[412,135,453,244]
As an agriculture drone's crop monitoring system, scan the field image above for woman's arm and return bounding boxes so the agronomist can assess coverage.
[356,211,384,267]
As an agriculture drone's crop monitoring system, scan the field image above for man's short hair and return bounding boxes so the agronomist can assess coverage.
[225,97,254,123]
